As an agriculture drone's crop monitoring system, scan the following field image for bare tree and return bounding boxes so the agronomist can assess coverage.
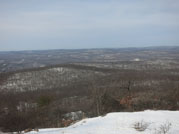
[90,78,107,116]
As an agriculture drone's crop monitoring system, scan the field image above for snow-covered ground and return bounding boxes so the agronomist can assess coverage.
[25,110,179,134]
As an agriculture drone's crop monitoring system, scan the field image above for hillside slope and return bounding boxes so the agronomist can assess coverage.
[26,110,179,134]
[0,65,107,92]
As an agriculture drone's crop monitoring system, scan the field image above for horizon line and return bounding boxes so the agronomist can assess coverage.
[0,45,179,52]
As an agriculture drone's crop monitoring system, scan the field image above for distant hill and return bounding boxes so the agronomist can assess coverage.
[1,46,179,73]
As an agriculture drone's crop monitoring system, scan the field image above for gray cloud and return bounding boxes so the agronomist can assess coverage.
[0,0,179,51]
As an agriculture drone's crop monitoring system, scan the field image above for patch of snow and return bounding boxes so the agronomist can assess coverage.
[26,110,179,134]
[133,58,140,61]
[49,67,65,73]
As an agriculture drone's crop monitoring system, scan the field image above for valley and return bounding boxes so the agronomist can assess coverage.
[0,47,179,133]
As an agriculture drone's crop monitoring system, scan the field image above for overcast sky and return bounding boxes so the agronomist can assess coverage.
[0,0,179,51]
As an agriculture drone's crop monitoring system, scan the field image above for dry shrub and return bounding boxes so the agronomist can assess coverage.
[155,122,172,134]
[133,120,150,131]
